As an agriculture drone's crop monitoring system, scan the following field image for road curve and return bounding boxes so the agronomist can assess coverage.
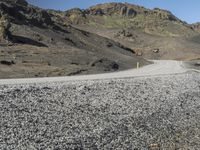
[0,60,189,85]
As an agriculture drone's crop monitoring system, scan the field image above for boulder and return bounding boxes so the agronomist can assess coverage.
[195,62,200,66]
[106,42,113,47]
[135,48,143,56]
[153,48,159,53]
[136,52,143,56]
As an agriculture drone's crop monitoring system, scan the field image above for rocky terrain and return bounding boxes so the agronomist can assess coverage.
[0,1,200,78]
[0,0,149,79]
[57,2,200,60]
[1,71,200,149]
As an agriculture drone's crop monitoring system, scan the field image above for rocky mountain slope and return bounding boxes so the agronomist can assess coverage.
[1,1,200,78]
[62,3,193,37]
[50,2,200,60]
[0,0,148,78]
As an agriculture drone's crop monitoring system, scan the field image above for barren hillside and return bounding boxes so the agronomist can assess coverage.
[54,2,200,60]
[0,0,148,79]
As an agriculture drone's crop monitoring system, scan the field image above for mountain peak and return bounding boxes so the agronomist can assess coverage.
[87,2,146,17]
[85,2,178,20]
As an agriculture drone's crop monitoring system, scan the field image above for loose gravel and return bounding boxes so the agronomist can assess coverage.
[1,71,200,149]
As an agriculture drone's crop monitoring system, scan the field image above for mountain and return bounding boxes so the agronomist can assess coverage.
[51,3,194,37]
[49,2,200,60]
[65,3,189,35]
[0,0,148,78]
[1,1,200,78]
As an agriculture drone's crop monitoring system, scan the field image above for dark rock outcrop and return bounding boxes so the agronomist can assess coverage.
[126,8,137,16]
[89,8,104,15]
[153,48,159,53]
[15,0,28,6]
[195,62,200,66]
[90,58,119,71]
[0,1,53,27]
[0,60,15,65]
[29,9,53,26]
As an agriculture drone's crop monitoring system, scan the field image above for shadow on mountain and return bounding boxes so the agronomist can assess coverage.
[10,35,48,47]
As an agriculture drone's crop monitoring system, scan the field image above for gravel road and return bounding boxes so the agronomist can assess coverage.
[0,60,186,85]
[1,61,200,149]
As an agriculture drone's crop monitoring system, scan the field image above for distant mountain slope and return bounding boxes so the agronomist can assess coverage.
[47,2,200,60]
[0,0,148,79]
[50,2,196,37]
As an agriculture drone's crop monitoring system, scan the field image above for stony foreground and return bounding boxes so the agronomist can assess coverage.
[1,71,200,149]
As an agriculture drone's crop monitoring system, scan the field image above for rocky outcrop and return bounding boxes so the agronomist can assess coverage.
[0,1,53,27]
[153,48,159,53]
[87,8,104,15]
[85,2,182,21]
[65,8,86,18]
[90,58,119,71]
[15,0,28,6]
[60,2,185,31]
[191,23,200,32]
[120,6,137,17]
[116,29,133,37]
[134,48,143,56]
[65,8,87,24]
[152,8,179,21]
[29,9,53,26]
[87,3,138,17]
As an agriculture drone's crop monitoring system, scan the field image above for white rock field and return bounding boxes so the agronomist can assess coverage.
[1,60,200,149]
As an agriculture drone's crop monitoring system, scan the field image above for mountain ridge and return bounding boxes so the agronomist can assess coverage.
[47,2,197,38]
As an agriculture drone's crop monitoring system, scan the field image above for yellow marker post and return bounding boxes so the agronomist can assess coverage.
[137,62,139,69]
